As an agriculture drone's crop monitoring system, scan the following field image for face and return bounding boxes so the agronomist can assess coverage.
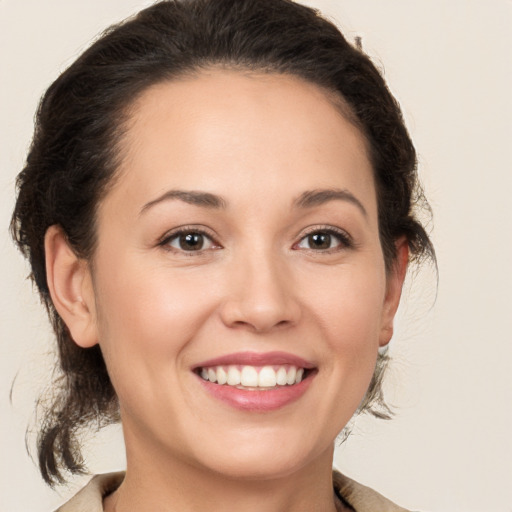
[78,70,404,479]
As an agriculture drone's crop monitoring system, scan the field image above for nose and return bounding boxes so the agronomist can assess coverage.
[219,249,301,333]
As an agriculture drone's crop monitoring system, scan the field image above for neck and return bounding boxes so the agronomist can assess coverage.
[105,432,341,512]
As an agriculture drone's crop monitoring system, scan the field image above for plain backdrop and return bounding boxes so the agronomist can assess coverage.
[1,1,511,511]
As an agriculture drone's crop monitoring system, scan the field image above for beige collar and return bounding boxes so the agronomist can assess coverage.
[56,470,410,512]
[333,471,411,512]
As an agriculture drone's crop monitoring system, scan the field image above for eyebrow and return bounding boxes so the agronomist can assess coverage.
[140,189,227,215]
[140,187,367,217]
[293,188,368,217]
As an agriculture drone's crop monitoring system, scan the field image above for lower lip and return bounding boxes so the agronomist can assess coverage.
[196,373,315,412]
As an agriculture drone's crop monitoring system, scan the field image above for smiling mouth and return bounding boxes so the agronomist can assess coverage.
[196,364,313,390]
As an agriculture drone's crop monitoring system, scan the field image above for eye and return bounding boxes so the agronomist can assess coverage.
[161,228,219,253]
[294,228,351,251]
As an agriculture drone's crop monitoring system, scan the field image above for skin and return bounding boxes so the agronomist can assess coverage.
[45,69,407,512]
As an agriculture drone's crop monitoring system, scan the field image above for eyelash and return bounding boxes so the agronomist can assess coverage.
[158,226,220,256]
[158,225,353,255]
[293,225,353,253]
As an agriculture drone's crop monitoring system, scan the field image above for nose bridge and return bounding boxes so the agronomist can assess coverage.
[220,240,300,332]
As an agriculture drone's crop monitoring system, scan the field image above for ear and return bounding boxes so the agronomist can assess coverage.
[379,237,409,347]
[45,225,98,348]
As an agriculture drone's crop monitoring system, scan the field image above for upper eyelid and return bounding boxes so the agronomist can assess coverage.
[296,224,352,242]
[292,226,355,253]
[157,224,353,250]
[158,225,219,245]
[158,228,222,257]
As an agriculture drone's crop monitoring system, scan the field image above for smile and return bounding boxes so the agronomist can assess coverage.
[199,364,306,389]
[193,352,316,411]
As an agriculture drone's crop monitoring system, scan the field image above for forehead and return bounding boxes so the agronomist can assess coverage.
[107,69,376,218]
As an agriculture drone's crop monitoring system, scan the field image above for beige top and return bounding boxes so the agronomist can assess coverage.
[55,470,411,512]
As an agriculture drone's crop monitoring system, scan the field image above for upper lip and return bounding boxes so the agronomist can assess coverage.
[193,351,316,369]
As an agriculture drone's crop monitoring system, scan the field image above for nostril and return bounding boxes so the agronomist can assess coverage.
[230,318,292,333]
[218,275,301,332]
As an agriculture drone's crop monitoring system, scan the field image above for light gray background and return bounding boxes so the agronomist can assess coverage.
[1,1,511,511]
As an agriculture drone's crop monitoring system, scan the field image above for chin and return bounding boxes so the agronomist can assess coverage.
[200,452,310,482]
[186,427,332,481]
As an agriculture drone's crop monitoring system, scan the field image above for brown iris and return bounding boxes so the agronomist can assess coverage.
[179,232,205,250]
[307,232,332,249]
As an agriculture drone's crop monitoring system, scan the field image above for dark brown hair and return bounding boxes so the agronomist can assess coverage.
[11,0,435,486]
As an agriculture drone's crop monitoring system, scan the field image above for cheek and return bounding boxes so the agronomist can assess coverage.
[304,264,386,396]
[91,256,217,391]
[285,264,387,440]
[97,256,208,331]
[307,264,386,344]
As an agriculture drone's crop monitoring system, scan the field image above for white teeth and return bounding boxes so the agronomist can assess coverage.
[276,367,287,386]
[199,364,308,388]
[216,366,227,385]
[258,366,277,387]
[286,366,297,385]
[241,366,258,387]
[227,366,241,386]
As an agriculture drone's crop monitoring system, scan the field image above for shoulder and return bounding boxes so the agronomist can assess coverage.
[333,470,412,512]
[54,472,124,512]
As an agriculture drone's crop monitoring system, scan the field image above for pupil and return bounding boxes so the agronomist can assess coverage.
[180,233,203,250]
[309,232,330,249]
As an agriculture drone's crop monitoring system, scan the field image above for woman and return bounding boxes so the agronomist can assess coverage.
[10,0,434,510]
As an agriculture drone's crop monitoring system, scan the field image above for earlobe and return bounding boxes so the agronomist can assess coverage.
[45,225,98,348]
[379,237,409,347]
